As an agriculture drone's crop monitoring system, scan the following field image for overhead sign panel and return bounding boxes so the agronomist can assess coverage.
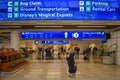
[21,31,105,39]
[0,0,120,20]
[42,41,69,44]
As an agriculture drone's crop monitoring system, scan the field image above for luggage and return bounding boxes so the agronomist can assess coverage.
[84,55,87,60]
[72,65,77,73]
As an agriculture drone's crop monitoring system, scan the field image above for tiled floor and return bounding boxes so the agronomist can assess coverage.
[0,55,120,80]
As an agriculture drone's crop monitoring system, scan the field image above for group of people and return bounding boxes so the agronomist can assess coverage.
[66,46,102,78]
[83,45,105,62]
[58,46,80,59]
[38,46,54,60]
[20,45,104,78]
[21,45,104,78]
[58,46,66,59]
[37,45,105,78]
[38,46,81,60]
[20,47,34,58]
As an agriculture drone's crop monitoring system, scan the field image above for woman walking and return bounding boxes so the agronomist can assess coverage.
[66,47,76,77]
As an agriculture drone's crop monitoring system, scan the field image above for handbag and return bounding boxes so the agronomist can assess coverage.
[73,64,77,73]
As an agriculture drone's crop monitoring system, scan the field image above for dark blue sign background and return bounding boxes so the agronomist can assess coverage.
[42,41,69,44]
[101,39,107,44]
[0,0,120,20]
[21,31,105,39]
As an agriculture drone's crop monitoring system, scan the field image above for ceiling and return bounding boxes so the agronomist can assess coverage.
[0,21,120,29]
[0,21,120,39]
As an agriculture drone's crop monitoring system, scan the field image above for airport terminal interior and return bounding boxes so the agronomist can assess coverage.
[0,0,120,80]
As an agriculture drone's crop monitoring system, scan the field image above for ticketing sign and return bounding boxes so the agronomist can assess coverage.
[0,0,120,20]
[21,31,105,39]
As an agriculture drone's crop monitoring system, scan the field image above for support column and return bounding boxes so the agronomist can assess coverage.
[108,31,120,65]
[11,30,20,50]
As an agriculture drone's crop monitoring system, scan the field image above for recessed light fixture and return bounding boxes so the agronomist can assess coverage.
[0,26,21,28]
[77,26,106,28]
[35,26,63,28]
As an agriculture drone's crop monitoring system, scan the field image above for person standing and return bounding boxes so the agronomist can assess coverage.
[45,47,50,60]
[41,46,45,60]
[85,47,91,62]
[50,46,54,59]
[66,47,76,77]
[58,46,61,59]
[61,46,64,58]
[93,46,98,58]
[74,46,80,59]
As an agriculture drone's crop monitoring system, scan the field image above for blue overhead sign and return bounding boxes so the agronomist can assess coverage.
[42,41,69,44]
[0,0,120,20]
[21,31,105,39]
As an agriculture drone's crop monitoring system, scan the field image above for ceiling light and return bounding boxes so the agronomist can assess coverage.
[77,26,106,28]
[35,26,63,28]
[0,26,21,28]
